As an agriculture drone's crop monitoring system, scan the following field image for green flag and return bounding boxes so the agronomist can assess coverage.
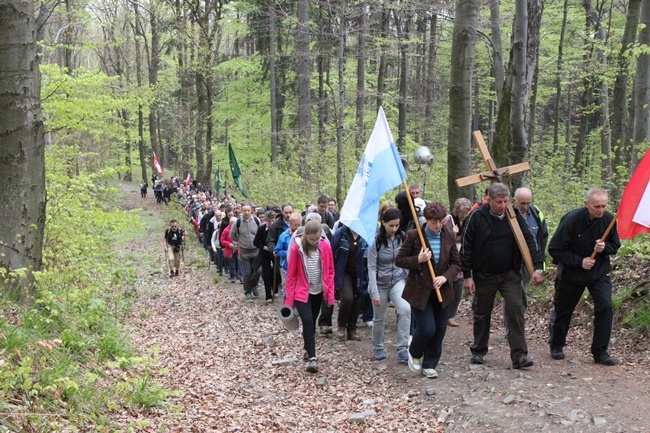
[228,143,249,199]
[213,166,223,195]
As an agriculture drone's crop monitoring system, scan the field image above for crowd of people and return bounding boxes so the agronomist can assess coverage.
[157,178,621,375]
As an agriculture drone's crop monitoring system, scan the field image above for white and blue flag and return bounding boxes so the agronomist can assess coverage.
[339,107,407,248]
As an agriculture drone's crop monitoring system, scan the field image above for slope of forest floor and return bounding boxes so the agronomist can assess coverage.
[112,182,650,432]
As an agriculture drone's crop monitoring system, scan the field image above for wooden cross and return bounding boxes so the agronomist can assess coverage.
[455,131,535,275]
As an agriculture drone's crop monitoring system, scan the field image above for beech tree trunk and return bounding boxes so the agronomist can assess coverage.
[632,0,650,170]
[447,0,478,205]
[611,0,641,197]
[0,0,47,301]
[396,10,412,153]
[355,3,367,155]
[423,13,437,147]
[553,0,569,152]
[337,0,347,205]
[376,6,389,112]
[297,0,311,179]
[269,0,278,162]
[490,0,505,106]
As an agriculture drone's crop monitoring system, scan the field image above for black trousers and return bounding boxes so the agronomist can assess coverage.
[295,292,324,359]
[549,274,613,356]
[260,250,274,300]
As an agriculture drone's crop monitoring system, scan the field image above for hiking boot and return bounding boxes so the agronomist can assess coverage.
[594,352,617,366]
[245,293,252,302]
[447,318,459,327]
[306,358,319,373]
[374,348,387,361]
[174,270,179,276]
[513,355,534,369]
[408,351,422,373]
[422,368,439,378]
[470,354,485,364]
[169,271,174,277]
[252,288,259,297]
[336,327,346,340]
[347,331,361,341]
[396,350,409,363]
[550,347,565,360]
[320,326,333,335]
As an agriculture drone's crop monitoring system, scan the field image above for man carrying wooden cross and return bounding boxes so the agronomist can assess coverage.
[461,183,545,369]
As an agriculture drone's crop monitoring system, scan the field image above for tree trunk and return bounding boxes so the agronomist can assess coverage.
[553,0,570,152]
[376,6,390,112]
[397,10,412,153]
[447,0,479,205]
[297,0,311,179]
[355,2,367,155]
[611,0,642,195]
[490,0,505,106]
[0,0,46,301]
[132,2,147,183]
[269,0,278,162]
[583,0,612,185]
[148,8,161,166]
[337,0,347,206]
[317,5,327,167]
[423,13,437,147]
[64,0,75,73]
[632,0,650,170]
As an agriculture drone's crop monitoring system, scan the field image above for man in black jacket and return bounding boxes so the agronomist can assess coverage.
[548,187,620,366]
[462,183,545,369]
[267,203,293,294]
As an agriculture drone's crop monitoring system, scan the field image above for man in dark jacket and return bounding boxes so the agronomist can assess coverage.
[548,187,620,365]
[462,183,545,369]
[267,203,293,294]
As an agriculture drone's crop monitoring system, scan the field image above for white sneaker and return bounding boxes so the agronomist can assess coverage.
[422,368,438,378]
[408,351,421,373]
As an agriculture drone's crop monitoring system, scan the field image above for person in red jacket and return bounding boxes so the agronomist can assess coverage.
[285,220,335,373]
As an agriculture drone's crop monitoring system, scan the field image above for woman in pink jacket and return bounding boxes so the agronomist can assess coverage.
[285,220,335,373]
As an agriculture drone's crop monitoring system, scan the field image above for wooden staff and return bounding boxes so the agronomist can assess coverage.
[590,213,618,260]
[402,180,443,303]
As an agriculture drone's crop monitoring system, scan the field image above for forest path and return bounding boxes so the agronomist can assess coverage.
[113,182,649,432]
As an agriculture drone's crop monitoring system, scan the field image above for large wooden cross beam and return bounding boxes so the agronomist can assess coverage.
[455,131,535,275]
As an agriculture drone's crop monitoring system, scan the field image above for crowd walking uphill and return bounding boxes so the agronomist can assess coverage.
[149,178,623,377]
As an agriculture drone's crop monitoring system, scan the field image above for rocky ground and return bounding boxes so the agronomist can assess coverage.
[112,183,650,432]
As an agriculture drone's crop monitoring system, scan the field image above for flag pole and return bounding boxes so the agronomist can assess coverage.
[402,179,442,303]
[589,213,618,260]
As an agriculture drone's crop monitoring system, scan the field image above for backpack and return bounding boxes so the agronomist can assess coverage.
[375,230,406,253]
[236,215,261,229]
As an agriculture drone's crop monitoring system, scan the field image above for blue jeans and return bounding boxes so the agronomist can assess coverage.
[409,291,450,369]
[216,248,224,274]
[372,279,411,352]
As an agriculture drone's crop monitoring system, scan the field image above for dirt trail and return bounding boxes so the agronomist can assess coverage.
[113,183,650,432]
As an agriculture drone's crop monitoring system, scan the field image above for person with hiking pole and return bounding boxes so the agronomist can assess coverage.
[164,219,185,277]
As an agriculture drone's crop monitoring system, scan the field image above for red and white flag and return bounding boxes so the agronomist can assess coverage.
[153,152,164,175]
[184,173,191,186]
[618,148,650,239]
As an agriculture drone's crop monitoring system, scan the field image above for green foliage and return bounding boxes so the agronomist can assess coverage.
[0,158,171,429]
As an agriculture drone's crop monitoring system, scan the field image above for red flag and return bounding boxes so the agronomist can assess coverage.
[618,148,650,239]
[153,152,164,175]
[184,173,191,187]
